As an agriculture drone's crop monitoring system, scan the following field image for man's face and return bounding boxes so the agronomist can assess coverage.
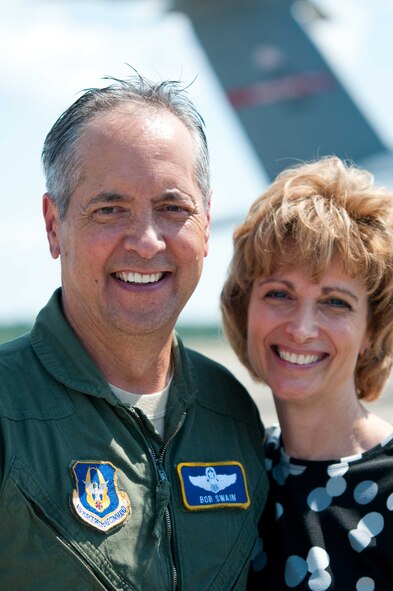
[44,107,210,343]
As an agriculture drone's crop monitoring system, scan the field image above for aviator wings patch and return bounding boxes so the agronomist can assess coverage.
[177,461,250,510]
[189,466,237,493]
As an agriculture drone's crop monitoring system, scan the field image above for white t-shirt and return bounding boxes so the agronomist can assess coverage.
[110,378,172,438]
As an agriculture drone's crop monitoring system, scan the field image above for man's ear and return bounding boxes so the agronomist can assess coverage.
[42,193,61,259]
[204,194,211,258]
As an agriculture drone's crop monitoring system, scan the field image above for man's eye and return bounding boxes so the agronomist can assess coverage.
[166,205,184,212]
[160,204,192,218]
[98,206,117,215]
[164,204,189,212]
[93,206,126,218]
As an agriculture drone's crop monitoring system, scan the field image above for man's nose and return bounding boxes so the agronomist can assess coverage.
[122,218,166,259]
[285,304,319,343]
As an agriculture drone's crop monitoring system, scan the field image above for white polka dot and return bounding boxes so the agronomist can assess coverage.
[326,475,347,497]
[307,487,332,511]
[307,547,330,572]
[280,449,290,462]
[269,426,281,447]
[327,462,349,477]
[380,432,393,447]
[285,555,308,587]
[356,576,375,590]
[348,528,372,552]
[272,463,290,485]
[359,512,384,536]
[342,452,363,462]
[252,549,267,572]
[275,502,284,520]
[348,513,384,553]
[308,569,332,591]
[251,536,263,558]
[387,492,393,510]
[289,463,307,476]
[354,481,378,505]
[251,537,267,572]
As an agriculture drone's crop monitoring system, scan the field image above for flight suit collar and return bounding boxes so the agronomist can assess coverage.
[30,289,120,400]
[30,289,198,414]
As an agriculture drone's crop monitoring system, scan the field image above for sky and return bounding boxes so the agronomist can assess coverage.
[307,0,393,157]
[0,0,267,325]
[1,0,393,325]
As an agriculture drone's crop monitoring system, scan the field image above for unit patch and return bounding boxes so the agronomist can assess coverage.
[70,461,130,533]
[177,461,250,510]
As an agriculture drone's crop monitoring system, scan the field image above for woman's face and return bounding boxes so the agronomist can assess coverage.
[247,257,370,407]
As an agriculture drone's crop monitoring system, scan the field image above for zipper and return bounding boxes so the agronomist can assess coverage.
[159,412,186,591]
[31,501,113,590]
[131,409,186,591]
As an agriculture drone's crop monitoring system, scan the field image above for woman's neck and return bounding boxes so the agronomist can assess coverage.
[275,395,393,461]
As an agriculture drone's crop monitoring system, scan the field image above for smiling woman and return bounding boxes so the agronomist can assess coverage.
[246,257,370,410]
[221,156,393,589]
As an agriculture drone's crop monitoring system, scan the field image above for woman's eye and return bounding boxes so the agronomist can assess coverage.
[325,297,351,309]
[266,290,289,300]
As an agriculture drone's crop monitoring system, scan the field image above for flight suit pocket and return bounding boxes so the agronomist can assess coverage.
[0,457,118,591]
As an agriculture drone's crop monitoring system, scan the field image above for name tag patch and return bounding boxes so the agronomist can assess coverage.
[70,461,131,533]
[177,461,250,510]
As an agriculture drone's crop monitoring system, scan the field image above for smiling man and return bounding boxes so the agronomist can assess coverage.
[0,73,267,590]
[43,105,210,392]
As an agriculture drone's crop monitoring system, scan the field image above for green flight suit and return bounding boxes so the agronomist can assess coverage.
[0,289,268,590]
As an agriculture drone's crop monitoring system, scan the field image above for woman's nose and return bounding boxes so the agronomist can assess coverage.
[285,304,319,343]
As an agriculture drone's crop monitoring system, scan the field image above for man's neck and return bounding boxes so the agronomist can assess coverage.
[100,340,173,394]
[66,309,174,394]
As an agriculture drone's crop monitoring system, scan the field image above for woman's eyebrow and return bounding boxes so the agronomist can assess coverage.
[255,278,293,289]
[255,279,360,303]
[321,286,359,302]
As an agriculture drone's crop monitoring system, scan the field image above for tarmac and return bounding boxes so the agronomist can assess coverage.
[185,336,393,427]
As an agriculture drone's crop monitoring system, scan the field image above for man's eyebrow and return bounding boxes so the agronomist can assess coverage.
[86,190,195,206]
[86,192,131,206]
[154,189,196,202]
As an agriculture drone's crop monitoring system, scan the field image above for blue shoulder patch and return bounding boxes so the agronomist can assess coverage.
[70,461,130,533]
[177,461,250,510]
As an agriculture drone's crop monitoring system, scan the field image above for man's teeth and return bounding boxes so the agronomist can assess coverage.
[278,349,322,365]
[116,272,163,284]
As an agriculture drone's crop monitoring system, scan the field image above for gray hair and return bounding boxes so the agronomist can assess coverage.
[41,72,210,217]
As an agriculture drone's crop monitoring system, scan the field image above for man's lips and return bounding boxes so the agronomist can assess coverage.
[272,345,327,366]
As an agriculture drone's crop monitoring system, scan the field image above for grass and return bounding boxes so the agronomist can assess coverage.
[0,322,222,345]
[0,323,32,344]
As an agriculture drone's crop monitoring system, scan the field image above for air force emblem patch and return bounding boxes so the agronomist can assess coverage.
[177,461,250,510]
[70,461,130,533]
